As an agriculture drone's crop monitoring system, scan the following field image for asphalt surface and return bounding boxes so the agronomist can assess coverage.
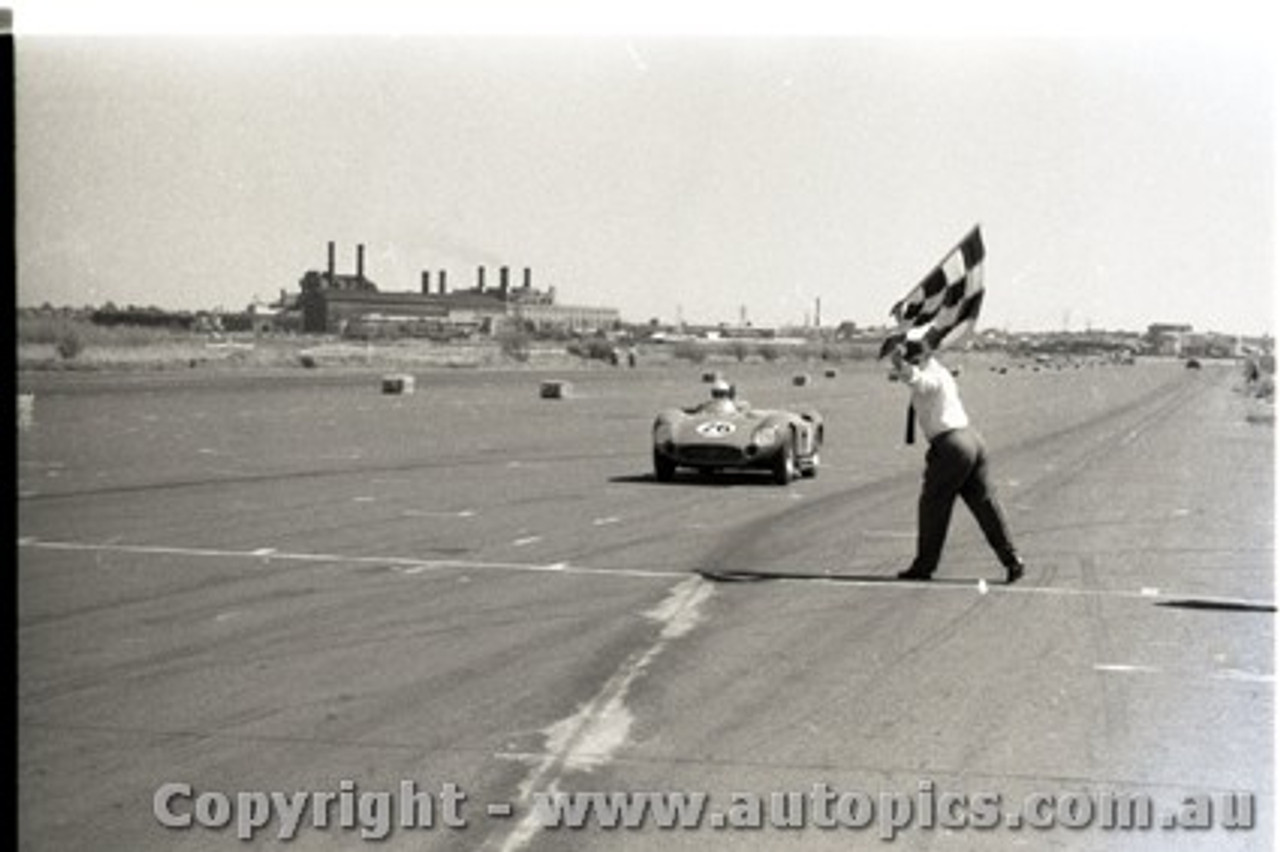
[17,357,1275,850]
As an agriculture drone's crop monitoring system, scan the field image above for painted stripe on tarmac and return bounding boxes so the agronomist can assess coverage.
[17,538,1277,610]
[17,538,676,580]
[1095,664,1274,683]
[695,567,1276,609]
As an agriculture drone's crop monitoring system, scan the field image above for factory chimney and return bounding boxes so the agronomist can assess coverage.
[357,244,365,281]
[327,241,335,284]
[439,270,448,295]
[477,266,486,292]
[421,271,431,295]
[523,267,532,290]
[499,266,510,298]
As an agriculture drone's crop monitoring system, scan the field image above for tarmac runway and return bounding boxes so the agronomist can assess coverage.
[17,357,1274,850]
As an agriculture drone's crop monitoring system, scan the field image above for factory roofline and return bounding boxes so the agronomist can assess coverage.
[318,289,512,311]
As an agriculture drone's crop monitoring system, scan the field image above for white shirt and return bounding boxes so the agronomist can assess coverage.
[901,356,969,441]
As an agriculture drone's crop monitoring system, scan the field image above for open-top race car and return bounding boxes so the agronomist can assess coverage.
[652,381,824,485]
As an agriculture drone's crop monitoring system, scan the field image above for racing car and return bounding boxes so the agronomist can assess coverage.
[651,381,823,485]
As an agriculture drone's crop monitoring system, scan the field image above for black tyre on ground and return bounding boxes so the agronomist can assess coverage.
[771,437,796,485]
[654,451,676,483]
[801,452,819,478]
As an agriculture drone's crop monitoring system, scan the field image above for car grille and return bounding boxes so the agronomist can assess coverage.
[678,444,747,465]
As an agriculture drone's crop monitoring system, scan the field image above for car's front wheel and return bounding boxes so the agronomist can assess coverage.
[771,438,796,485]
[654,450,676,483]
[801,452,819,478]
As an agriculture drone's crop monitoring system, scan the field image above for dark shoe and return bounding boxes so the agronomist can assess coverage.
[897,566,934,581]
[1004,557,1025,585]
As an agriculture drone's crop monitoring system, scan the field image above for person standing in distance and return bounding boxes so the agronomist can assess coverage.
[889,331,1025,583]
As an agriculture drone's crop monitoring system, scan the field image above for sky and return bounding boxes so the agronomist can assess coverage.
[13,2,1279,334]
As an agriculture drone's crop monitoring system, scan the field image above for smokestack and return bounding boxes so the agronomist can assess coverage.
[439,270,448,295]
[422,271,431,295]
[523,267,532,290]
[815,297,822,329]
[500,266,510,297]
[357,244,365,280]
[327,241,335,282]
[477,266,486,292]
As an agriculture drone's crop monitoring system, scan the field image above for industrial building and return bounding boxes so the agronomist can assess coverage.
[292,242,620,338]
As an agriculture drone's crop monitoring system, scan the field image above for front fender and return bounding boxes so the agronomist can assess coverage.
[653,408,686,446]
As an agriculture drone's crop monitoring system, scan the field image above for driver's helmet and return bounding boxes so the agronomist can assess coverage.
[709,379,735,400]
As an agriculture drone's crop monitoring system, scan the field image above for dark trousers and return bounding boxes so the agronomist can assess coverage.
[911,427,1018,574]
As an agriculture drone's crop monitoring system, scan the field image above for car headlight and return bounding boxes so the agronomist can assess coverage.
[752,425,780,446]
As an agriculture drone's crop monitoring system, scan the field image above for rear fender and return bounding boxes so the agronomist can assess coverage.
[797,410,824,452]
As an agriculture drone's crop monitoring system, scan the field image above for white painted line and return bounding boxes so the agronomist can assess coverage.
[512,536,542,547]
[593,517,620,526]
[1094,664,1161,674]
[496,576,714,852]
[1212,669,1275,684]
[17,539,1277,610]
[402,509,477,518]
[695,570,1277,609]
[1093,664,1275,684]
[17,539,676,580]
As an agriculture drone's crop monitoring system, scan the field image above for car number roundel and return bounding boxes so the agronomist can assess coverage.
[695,421,736,438]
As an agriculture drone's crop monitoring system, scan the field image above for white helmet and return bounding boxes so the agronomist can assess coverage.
[710,379,734,399]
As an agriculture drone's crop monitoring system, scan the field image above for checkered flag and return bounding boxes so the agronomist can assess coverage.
[878,225,986,359]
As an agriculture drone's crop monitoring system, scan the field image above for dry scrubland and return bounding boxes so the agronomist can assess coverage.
[16,316,884,373]
[16,316,1274,419]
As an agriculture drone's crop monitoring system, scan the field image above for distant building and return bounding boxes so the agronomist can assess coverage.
[293,242,619,337]
[1146,323,1194,356]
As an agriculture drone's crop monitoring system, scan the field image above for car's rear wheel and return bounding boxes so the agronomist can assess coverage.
[654,450,676,483]
[771,438,796,485]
